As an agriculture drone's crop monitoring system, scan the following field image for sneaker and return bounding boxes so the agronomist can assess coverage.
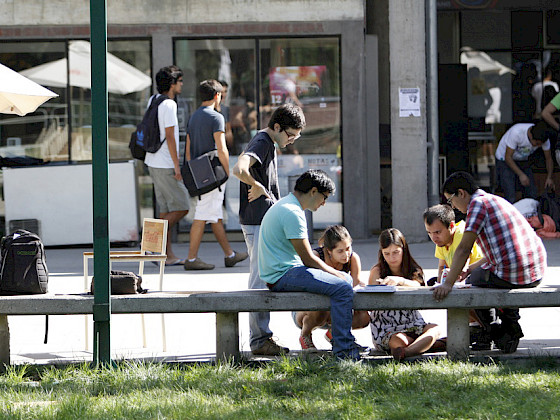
[299,334,317,351]
[184,258,215,270]
[494,321,523,354]
[325,330,368,353]
[495,334,520,354]
[224,251,249,267]
[336,349,362,362]
[251,338,289,356]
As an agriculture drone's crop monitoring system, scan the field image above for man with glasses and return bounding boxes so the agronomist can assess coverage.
[433,171,546,354]
[258,170,363,361]
[233,103,305,356]
[144,65,190,266]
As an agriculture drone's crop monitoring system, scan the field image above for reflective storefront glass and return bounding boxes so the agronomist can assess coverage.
[0,40,152,235]
[175,37,342,231]
[438,7,560,196]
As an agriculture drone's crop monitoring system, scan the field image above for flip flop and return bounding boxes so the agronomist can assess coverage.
[164,259,186,267]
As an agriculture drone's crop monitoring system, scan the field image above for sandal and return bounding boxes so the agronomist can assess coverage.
[391,347,406,361]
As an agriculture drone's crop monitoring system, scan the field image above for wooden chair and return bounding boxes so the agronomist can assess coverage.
[83,218,169,351]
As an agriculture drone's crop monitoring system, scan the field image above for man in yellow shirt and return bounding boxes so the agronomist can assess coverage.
[424,204,492,350]
[423,204,485,284]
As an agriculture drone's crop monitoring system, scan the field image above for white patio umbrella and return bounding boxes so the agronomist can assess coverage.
[460,47,516,76]
[0,63,58,116]
[20,40,151,95]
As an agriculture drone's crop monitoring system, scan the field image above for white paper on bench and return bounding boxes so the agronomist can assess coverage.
[355,285,396,293]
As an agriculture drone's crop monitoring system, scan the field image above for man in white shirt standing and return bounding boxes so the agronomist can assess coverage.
[494,120,556,203]
[144,66,190,266]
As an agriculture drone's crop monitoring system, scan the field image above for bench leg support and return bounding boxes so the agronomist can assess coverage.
[216,312,240,362]
[0,315,9,370]
[446,308,470,361]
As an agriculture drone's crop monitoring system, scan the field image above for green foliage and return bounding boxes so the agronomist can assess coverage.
[0,358,559,419]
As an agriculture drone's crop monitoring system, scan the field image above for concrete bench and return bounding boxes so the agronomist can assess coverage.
[1,285,559,365]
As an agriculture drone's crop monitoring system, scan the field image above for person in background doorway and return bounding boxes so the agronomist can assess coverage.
[494,120,556,203]
[144,65,189,266]
[217,80,234,151]
[541,91,560,166]
[532,65,559,119]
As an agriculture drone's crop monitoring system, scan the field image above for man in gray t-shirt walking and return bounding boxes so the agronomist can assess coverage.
[184,80,248,270]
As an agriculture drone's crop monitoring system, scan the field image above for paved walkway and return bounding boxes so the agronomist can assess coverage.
[8,237,560,365]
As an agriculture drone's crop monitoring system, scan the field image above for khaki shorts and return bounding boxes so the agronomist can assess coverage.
[191,186,226,223]
[148,167,190,213]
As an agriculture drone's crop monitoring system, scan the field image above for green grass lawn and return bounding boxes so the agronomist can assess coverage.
[1,357,559,419]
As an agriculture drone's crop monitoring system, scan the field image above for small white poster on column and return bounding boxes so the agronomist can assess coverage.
[399,87,421,117]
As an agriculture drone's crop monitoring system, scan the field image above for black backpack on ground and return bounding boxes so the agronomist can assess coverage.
[128,94,169,161]
[90,270,147,295]
[0,229,48,295]
[537,191,560,231]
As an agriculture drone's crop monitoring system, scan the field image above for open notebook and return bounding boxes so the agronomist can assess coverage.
[355,285,396,293]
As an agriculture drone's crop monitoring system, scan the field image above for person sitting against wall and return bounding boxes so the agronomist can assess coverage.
[494,120,556,203]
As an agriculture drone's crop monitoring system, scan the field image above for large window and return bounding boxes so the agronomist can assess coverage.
[175,37,342,231]
[0,40,152,162]
[0,40,153,236]
[0,42,67,162]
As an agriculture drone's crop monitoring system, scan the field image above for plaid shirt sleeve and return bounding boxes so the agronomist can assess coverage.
[465,195,487,236]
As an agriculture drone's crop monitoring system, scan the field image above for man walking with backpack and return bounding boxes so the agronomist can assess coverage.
[184,79,248,270]
[144,65,190,266]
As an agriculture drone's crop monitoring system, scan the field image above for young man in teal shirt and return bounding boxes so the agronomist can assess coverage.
[258,170,362,360]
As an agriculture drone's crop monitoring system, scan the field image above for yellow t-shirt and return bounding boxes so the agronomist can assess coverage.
[434,220,484,268]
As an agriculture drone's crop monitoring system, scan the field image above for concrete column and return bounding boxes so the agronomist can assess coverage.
[151,31,174,90]
[216,312,240,361]
[446,308,470,361]
[0,315,9,369]
[389,0,428,240]
[341,21,369,238]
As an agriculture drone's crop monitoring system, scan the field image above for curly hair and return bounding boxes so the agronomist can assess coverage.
[267,103,306,130]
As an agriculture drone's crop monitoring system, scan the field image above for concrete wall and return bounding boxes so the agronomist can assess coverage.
[389,0,428,241]
[0,0,364,25]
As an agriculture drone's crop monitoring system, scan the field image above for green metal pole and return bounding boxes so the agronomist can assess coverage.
[90,0,111,366]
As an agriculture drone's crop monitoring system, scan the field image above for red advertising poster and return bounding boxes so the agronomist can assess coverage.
[269,65,327,105]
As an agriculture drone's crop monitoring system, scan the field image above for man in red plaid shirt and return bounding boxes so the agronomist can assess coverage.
[432,171,546,353]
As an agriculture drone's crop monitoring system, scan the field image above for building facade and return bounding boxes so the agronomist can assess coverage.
[0,0,557,244]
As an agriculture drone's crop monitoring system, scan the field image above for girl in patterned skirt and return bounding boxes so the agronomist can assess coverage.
[369,228,441,360]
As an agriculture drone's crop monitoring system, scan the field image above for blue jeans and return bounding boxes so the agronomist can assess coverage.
[270,265,357,357]
[496,159,537,204]
[241,224,273,350]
